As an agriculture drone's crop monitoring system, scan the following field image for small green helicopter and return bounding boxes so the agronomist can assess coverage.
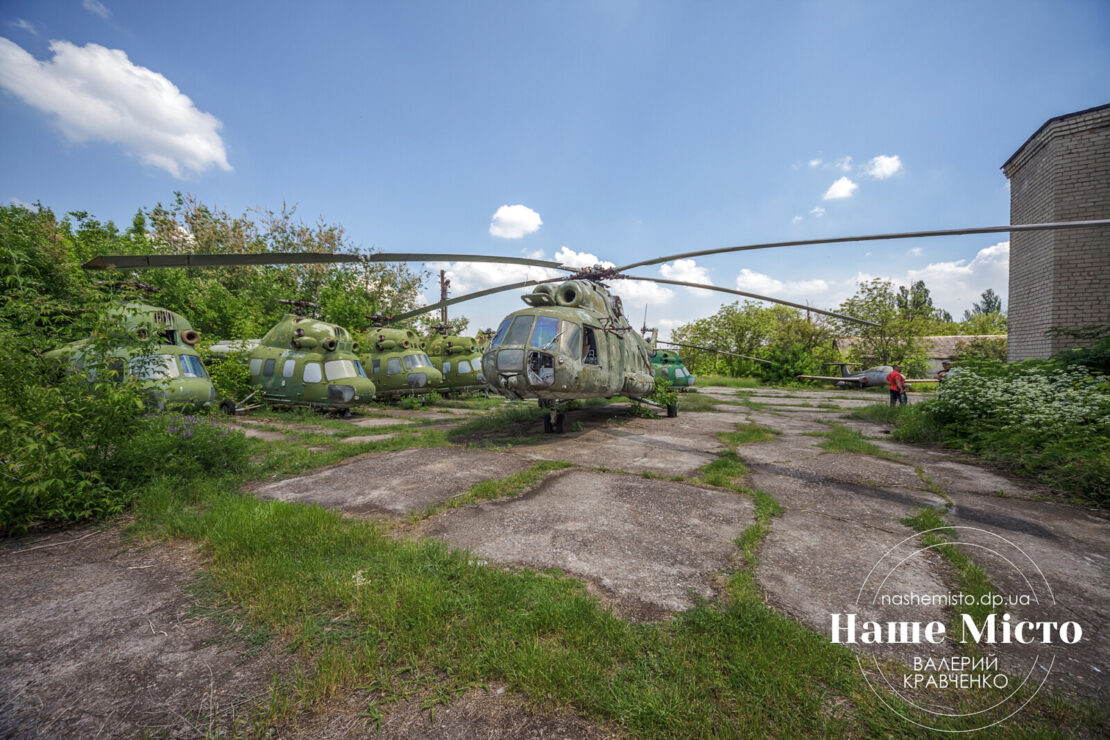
[426,332,488,396]
[209,301,375,412]
[357,326,443,401]
[45,300,216,410]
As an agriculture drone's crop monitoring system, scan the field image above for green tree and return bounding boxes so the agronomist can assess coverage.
[837,279,930,377]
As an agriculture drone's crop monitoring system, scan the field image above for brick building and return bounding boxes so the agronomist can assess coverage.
[1002,103,1110,360]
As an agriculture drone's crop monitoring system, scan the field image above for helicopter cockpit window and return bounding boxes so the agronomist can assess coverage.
[559,321,581,356]
[583,327,599,365]
[402,355,416,371]
[504,315,534,346]
[529,316,560,349]
[353,359,367,378]
[179,354,207,378]
[488,318,511,350]
[442,361,451,375]
[303,362,322,383]
[457,359,471,373]
[129,355,177,380]
[387,358,402,375]
[402,354,430,371]
[325,359,361,380]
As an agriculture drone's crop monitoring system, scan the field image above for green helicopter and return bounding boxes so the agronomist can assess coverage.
[426,333,487,396]
[209,303,375,412]
[357,326,442,401]
[45,301,216,410]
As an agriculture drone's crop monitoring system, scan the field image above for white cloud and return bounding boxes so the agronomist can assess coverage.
[610,279,674,306]
[82,0,110,19]
[0,38,230,178]
[809,206,825,217]
[660,258,713,295]
[908,247,922,257]
[905,241,1009,313]
[864,154,902,179]
[834,156,853,172]
[11,19,38,36]
[735,269,830,300]
[823,176,858,200]
[808,158,823,168]
[489,204,542,239]
[553,245,609,269]
[428,260,557,295]
[792,215,803,224]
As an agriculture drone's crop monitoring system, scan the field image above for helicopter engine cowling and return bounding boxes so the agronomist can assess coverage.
[555,280,588,307]
[181,329,200,345]
[321,337,338,352]
[293,336,318,349]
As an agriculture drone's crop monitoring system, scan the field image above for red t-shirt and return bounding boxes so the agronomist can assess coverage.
[886,371,905,390]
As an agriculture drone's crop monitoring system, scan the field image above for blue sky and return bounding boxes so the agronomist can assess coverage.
[2,1,1107,336]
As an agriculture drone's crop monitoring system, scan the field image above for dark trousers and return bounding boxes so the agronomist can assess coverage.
[890,389,906,406]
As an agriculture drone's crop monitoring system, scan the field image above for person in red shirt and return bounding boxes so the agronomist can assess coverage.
[887,364,907,406]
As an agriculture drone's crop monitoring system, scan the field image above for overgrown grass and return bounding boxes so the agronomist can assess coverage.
[413,461,573,520]
[697,375,762,388]
[116,426,1108,737]
[717,421,780,446]
[807,423,907,463]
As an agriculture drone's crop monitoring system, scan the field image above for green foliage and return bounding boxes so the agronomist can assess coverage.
[672,301,837,378]
[0,203,252,533]
[1051,325,1110,374]
[648,373,679,408]
[200,345,259,401]
[954,336,1007,362]
[837,278,931,377]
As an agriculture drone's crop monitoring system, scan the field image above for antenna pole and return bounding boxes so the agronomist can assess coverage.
[439,270,450,327]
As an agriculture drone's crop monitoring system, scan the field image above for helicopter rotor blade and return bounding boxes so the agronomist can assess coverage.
[387,277,565,323]
[81,252,566,271]
[615,219,1110,272]
[615,275,878,326]
[656,340,773,364]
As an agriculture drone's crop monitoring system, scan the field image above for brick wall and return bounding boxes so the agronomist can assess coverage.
[1003,105,1110,360]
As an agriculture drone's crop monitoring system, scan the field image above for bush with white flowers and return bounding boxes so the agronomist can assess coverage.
[930,362,1110,434]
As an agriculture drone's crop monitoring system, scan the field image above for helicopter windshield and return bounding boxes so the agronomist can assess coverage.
[530,316,559,349]
[324,359,365,380]
[488,318,511,349]
[178,354,207,378]
[503,315,534,346]
[129,355,178,380]
[402,353,430,370]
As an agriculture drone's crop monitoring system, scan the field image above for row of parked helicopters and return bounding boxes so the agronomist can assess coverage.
[63,218,1109,432]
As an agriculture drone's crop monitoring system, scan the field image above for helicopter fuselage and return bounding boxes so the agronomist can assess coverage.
[480,281,655,402]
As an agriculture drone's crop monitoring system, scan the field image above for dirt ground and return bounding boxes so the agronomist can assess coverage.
[2,387,1107,736]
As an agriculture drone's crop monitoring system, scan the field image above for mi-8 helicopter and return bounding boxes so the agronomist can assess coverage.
[45,294,217,410]
[85,219,1110,431]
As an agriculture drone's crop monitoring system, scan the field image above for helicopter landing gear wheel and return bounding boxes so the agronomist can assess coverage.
[543,410,566,434]
[666,402,678,418]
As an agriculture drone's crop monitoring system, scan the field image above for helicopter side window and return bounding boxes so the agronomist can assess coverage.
[249,358,263,376]
[387,358,402,375]
[560,321,581,356]
[129,355,177,380]
[282,359,296,378]
[372,359,381,375]
[402,355,416,371]
[179,354,207,378]
[504,315,534,346]
[263,359,276,377]
[488,318,511,349]
[583,327,599,366]
[442,361,451,375]
[529,316,559,349]
[303,362,322,383]
[325,359,359,380]
[457,360,471,373]
[353,360,367,378]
